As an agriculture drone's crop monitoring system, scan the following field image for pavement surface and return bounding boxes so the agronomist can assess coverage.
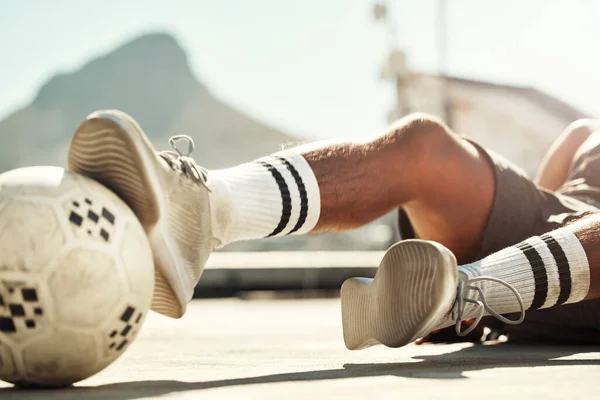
[2,298,600,399]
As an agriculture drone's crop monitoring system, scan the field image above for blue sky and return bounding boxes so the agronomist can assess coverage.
[1,0,599,139]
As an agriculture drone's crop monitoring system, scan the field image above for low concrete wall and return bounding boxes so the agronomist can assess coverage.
[194,251,383,297]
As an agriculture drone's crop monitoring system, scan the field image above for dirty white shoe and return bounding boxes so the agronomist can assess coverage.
[68,110,215,318]
[341,239,526,350]
[341,240,458,350]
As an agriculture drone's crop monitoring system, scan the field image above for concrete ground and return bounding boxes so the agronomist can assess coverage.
[2,298,600,399]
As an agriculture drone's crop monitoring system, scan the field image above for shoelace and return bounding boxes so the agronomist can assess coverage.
[453,276,525,337]
[158,135,210,191]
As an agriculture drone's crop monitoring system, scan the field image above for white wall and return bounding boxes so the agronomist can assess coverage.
[405,76,575,177]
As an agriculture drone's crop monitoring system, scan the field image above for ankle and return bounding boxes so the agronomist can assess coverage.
[207,171,235,248]
[205,152,321,247]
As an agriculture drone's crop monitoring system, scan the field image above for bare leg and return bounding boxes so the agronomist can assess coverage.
[536,119,600,191]
[300,114,495,262]
[69,110,495,318]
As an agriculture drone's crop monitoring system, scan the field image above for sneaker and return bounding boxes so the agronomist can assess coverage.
[341,239,525,350]
[68,110,216,318]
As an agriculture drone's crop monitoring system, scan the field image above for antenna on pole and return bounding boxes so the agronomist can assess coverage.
[374,1,410,122]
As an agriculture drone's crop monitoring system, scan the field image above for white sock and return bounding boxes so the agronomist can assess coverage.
[207,150,321,248]
[443,228,590,325]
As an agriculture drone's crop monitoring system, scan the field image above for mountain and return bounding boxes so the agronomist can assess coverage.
[0,33,295,172]
[0,32,396,251]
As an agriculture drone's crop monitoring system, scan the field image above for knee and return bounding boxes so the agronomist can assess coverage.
[384,113,456,162]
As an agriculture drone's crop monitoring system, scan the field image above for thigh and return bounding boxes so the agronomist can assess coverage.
[402,140,599,342]
[398,137,495,263]
[399,139,597,264]
[535,119,599,191]
[559,131,600,206]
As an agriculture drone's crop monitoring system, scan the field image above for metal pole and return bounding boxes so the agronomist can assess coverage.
[386,1,408,118]
[437,0,452,127]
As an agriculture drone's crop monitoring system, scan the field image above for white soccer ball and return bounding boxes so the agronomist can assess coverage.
[0,167,154,387]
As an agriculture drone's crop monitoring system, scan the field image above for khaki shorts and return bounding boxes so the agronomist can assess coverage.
[398,138,600,343]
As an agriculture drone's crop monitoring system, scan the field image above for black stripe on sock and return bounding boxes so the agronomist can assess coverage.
[275,156,308,234]
[258,161,292,237]
[517,242,548,310]
[540,233,572,305]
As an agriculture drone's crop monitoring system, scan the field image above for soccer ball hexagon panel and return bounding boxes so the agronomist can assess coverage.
[0,167,154,387]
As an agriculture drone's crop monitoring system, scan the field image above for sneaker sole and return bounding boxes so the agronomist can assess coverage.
[68,110,188,318]
[341,239,457,350]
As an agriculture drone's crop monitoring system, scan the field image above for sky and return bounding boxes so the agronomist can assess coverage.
[1,0,599,139]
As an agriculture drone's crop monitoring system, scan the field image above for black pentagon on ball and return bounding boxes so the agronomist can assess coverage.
[87,210,99,223]
[9,304,25,317]
[120,306,135,322]
[0,317,16,333]
[100,229,110,242]
[102,208,115,225]
[121,325,132,336]
[21,288,38,302]
[69,211,83,227]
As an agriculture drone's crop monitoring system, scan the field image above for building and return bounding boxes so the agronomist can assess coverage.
[400,73,587,177]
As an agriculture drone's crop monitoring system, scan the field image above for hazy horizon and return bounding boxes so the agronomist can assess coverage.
[2,0,599,139]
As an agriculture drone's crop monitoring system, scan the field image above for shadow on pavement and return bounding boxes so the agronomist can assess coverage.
[2,343,600,399]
